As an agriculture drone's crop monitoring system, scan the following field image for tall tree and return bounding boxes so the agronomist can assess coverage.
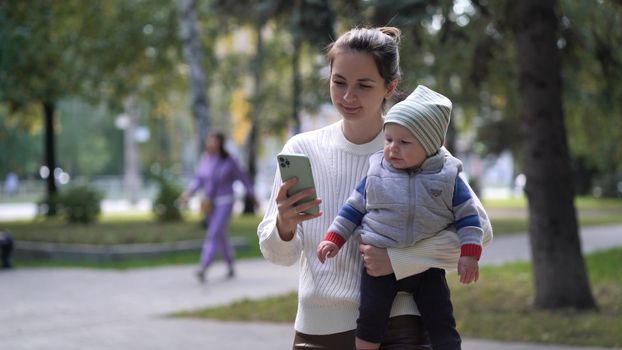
[243,12,268,213]
[285,0,335,133]
[0,1,83,215]
[210,0,273,214]
[559,0,622,196]
[1,0,182,210]
[511,0,596,309]
[210,0,334,211]
[177,0,211,153]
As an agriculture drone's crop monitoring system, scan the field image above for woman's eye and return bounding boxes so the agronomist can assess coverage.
[360,85,372,89]
[333,80,345,85]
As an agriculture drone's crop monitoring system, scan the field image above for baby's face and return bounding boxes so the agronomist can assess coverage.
[383,123,427,170]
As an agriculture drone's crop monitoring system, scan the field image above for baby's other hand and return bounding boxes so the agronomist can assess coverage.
[458,256,479,284]
[317,241,339,263]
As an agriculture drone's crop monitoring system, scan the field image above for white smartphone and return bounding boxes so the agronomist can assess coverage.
[277,153,319,215]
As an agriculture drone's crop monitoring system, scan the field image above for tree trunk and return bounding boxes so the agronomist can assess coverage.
[291,35,302,135]
[513,0,596,310]
[43,101,57,216]
[243,18,266,214]
[177,0,210,154]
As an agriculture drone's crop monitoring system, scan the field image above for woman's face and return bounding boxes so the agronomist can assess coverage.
[330,49,396,123]
[205,135,221,155]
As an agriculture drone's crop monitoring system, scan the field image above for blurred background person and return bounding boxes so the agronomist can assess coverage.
[178,131,257,283]
[3,172,19,197]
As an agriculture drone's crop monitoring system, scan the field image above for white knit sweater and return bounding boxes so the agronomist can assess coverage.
[257,120,493,335]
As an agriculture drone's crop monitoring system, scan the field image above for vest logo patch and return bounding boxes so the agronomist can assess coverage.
[430,189,443,197]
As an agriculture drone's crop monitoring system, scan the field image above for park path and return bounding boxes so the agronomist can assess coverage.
[1,224,621,350]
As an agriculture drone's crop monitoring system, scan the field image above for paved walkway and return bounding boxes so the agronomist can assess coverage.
[1,224,621,350]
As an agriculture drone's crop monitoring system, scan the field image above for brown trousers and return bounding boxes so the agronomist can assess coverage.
[293,315,432,350]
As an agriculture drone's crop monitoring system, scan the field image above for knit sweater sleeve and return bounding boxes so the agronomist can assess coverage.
[257,165,304,266]
[324,176,368,248]
[388,178,493,280]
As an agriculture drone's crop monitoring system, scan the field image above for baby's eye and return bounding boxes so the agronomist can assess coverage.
[332,80,346,85]
[360,84,372,89]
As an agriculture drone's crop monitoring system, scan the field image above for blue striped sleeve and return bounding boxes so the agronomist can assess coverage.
[453,176,472,207]
[355,176,367,199]
[455,214,481,230]
[337,204,365,226]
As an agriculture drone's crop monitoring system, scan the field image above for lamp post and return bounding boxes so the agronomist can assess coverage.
[115,98,150,206]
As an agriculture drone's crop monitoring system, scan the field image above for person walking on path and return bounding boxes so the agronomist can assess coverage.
[317,85,487,350]
[179,131,257,283]
[258,26,492,349]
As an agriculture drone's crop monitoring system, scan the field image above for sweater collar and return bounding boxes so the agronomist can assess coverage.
[331,120,385,155]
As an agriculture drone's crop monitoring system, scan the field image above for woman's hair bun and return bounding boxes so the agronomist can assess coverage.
[378,27,401,45]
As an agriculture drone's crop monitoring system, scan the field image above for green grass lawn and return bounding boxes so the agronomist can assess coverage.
[484,196,622,210]
[4,196,622,244]
[2,213,260,244]
[174,247,622,348]
[3,214,263,269]
[3,196,622,269]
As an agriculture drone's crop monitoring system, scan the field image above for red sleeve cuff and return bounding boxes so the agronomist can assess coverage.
[324,232,347,248]
[460,244,482,260]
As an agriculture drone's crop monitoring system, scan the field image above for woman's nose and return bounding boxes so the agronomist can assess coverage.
[343,88,355,102]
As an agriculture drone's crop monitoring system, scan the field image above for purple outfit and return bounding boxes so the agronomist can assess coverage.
[187,153,255,270]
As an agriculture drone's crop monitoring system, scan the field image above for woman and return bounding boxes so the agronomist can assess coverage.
[257,27,492,349]
[179,131,256,283]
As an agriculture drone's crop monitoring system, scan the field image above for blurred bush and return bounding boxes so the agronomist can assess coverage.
[39,186,104,224]
[152,175,183,222]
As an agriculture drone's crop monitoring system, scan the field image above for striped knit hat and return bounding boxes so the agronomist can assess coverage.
[384,85,452,156]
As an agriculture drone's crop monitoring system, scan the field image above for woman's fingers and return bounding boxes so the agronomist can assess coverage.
[292,197,322,215]
[277,178,320,218]
[275,179,322,240]
[359,243,393,277]
[276,177,298,202]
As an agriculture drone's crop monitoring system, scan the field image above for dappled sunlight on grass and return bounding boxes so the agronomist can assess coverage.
[179,248,622,348]
[450,249,622,347]
[171,291,298,323]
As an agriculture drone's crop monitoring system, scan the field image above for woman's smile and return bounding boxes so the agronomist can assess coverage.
[340,104,362,114]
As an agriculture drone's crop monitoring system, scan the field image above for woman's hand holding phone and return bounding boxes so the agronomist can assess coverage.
[275,177,322,241]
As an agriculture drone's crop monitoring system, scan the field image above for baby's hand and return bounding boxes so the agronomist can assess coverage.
[458,256,479,284]
[317,241,339,263]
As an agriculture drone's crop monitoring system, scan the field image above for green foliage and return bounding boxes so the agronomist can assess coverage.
[172,291,298,323]
[2,0,621,198]
[7,214,263,269]
[0,0,184,179]
[56,99,123,176]
[36,193,61,218]
[152,175,183,222]
[6,213,261,245]
[0,110,42,178]
[56,185,103,224]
